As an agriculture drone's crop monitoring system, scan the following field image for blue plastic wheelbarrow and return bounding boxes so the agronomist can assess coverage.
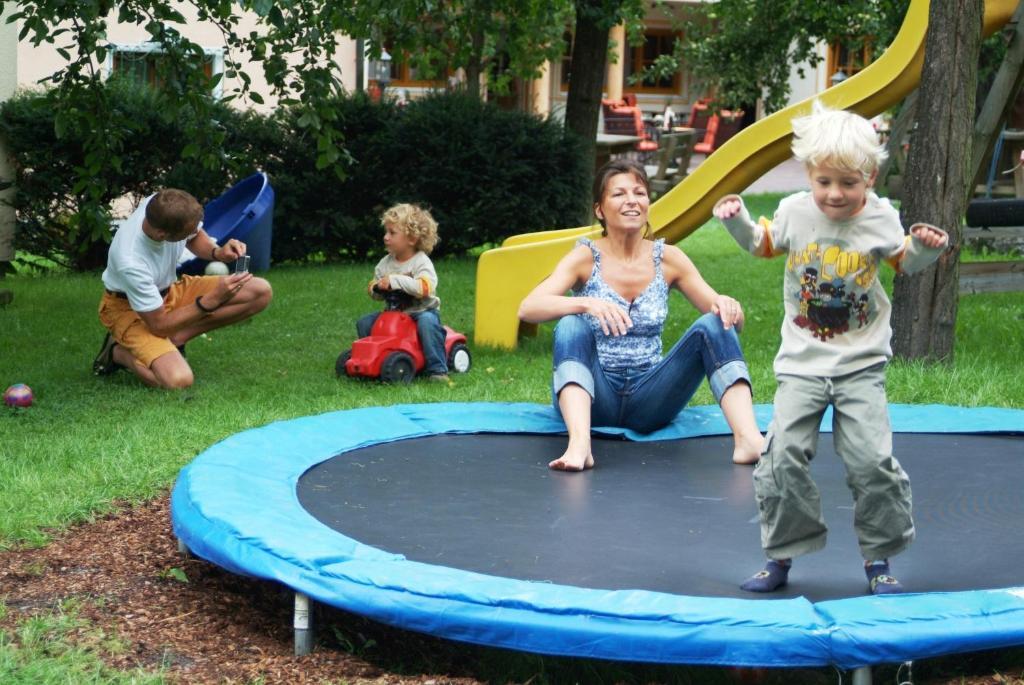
[178,172,275,274]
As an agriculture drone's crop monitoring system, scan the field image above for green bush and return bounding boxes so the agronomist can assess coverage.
[255,92,403,263]
[1,86,588,269]
[260,91,589,261]
[0,78,260,271]
[374,91,589,257]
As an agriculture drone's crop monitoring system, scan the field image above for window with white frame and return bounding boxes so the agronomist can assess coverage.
[105,43,225,99]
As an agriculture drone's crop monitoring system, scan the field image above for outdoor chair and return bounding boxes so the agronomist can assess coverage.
[645,130,697,196]
[693,109,743,156]
[601,98,660,160]
[686,99,713,140]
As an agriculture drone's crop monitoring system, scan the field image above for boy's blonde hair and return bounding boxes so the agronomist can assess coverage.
[791,100,887,180]
[381,203,439,255]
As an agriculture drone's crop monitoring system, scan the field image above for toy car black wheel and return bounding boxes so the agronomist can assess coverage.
[380,351,415,384]
[448,343,471,374]
[335,349,352,378]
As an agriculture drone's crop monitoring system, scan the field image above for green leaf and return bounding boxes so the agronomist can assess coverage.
[251,0,274,17]
[170,567,189,583]
[267,6,284,28]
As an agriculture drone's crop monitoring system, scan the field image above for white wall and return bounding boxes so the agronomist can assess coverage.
[14,7,360,112]
[785,44,829,110]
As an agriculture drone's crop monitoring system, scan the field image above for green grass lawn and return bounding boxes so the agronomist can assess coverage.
[2,206,1022,544]
[1,200,1023,682]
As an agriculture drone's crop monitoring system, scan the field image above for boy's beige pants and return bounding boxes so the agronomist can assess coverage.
[753,363,915,561]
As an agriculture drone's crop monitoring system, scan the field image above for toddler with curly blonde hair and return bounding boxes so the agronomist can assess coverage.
[356,203,449,381]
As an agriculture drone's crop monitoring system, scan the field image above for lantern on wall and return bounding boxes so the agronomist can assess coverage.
[371,49,392,96]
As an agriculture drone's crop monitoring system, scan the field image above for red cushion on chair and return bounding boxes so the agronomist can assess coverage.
[693,114,721,154]
[687,101,711,128]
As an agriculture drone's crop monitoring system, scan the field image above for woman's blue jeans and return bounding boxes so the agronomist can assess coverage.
[552,313,751,433]
[357,309,448,375]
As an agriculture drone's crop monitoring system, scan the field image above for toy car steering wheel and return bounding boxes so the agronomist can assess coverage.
[373,285,417,311]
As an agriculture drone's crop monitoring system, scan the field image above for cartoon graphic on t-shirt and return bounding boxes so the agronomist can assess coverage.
[789,243,876,342]
[853,293,869,326]
[794,267,817,327]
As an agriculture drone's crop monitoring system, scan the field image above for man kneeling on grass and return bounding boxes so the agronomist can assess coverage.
[93,188,272,389]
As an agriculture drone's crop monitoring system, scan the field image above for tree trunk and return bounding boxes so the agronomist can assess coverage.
[465,26,485,101]
[891,0,983,362]
[564,0,615,222]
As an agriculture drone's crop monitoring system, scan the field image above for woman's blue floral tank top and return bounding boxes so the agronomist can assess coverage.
[572,237,669,370]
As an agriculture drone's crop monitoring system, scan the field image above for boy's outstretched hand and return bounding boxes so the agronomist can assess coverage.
[910,223,949,249]
[713,197,744,220]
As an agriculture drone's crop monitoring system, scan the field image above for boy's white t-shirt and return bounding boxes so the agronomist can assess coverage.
[101,195,191,313]
[721,191,946,377]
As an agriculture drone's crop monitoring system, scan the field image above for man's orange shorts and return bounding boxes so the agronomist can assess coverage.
[98,275,220,368]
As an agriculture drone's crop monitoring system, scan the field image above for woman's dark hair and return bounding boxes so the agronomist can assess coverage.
[592,159,651,235]
[592,159,650,207]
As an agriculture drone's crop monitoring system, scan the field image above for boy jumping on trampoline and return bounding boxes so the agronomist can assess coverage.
[356,203,449,381]
[712,101,949,595]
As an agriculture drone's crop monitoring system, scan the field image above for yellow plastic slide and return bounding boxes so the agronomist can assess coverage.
[474,0,1019,348]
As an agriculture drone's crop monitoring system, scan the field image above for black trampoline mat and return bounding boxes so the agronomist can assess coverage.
[297,433,1024,602]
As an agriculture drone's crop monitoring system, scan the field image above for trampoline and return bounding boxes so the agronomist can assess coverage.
[171,402,1024,671]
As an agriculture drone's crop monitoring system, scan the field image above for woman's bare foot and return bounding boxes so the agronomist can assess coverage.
[732,432,763,465]
[549,438,594,471]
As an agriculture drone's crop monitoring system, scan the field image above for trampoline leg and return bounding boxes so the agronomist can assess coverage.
[294,592,314,656]
[852,666,872,685]
[176,537,192,558]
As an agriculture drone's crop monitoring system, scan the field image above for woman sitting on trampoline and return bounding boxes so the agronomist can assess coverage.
[518,159,763,471]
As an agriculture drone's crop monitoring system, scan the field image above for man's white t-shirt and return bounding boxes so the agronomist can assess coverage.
[101,195,192,313]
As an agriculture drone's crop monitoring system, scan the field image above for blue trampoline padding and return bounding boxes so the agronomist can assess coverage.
[171,402,1024,669]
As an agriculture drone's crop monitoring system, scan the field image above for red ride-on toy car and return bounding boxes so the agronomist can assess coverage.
[337,289,471,383]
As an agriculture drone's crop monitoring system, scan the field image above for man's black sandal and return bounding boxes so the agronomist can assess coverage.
[92,333,123,376]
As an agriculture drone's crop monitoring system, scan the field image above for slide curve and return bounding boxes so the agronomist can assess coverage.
[474,0,1019,348]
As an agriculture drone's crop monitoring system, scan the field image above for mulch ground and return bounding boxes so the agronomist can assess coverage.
[0,495,482,684]
[1,496,1021,685]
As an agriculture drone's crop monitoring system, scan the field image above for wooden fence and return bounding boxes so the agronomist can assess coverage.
[959,259,1024,294]
[960,200,1024,294]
